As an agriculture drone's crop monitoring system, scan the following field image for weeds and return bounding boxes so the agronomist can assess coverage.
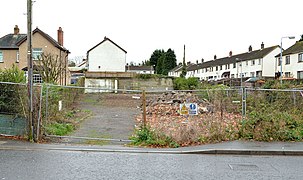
[130,126,180,148]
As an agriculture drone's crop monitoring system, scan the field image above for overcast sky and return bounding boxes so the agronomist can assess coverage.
[1,0,303,64]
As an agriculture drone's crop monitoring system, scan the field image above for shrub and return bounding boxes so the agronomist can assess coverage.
[130,126,179,148]
[173,77,200,90]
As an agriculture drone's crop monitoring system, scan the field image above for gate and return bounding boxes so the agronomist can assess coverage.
[43,85,142,144]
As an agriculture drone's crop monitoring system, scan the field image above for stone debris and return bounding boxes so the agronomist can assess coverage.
[145,91,214,115]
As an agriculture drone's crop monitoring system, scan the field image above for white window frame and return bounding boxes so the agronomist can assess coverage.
[258,59,262,65]
[298,53,303,62]
[16,51,19,63]
[0,51,3,62]
[285,56,290,65]
[251,60,255,66]
[32,48,43,60]
[297,71,303,79]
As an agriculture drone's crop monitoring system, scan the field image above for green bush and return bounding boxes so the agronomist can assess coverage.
[173,77,200,90]
[44,122,74,136]
[130,126,179,148]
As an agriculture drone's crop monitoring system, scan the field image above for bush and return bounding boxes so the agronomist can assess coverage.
[44,122,74,136]
[130,126,179,148]
[173,77,200,90]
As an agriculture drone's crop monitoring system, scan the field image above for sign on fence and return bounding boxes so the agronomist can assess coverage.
[179,103,198,115]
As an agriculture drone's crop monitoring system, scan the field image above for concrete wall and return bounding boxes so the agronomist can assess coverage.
[119,78,173,91]
[85,77,173,92]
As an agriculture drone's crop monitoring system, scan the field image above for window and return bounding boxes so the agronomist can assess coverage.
[298,71,303,79]
[216,66,218,71]
[278,57,281,66]
[258,59,262,65]
[285,72,291,78]
[256,71,262,77]
[251,60,255,66]
[220,65,222,70]
[285,56,290,65]
[233,63,236,68]
[33,74,43,83]
[0,51,3,62]
[246,61,248,66]
[231,74,235,78]
[32,48,43,60]
[16,51,19,63]
[250,72,255,77]
[298,53,303,62]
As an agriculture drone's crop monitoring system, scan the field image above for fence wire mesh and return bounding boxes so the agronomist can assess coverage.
[139,89,243,145]
[43,85,142,144]
[0,82,42,137]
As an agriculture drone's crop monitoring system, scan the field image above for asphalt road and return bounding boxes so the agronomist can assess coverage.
[1,149,303,180]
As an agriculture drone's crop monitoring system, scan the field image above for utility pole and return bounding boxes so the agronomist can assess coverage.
[27,0,34,141]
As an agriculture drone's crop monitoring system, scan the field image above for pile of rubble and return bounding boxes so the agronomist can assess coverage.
[145,91,214,116]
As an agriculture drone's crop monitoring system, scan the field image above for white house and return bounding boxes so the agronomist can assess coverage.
[185,43,281,81]
[87,36,127,72]
[275,40,303,79]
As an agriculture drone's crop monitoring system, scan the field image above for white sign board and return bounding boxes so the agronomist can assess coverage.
[179,103,198,115]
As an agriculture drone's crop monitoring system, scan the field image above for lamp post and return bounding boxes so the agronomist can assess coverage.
[280,36,295,84]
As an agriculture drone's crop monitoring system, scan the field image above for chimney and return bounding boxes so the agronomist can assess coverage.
[214,55,217,60]
[57,27,64,46]
[187,61,190,65]
[14,25,19,35]
[261,42,264,49]
[229,51,232,57]
[248,45,252,52]
[201,58,204,63]
[196,60,199,64]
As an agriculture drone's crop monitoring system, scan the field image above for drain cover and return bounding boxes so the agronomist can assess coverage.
[229,164,260,171]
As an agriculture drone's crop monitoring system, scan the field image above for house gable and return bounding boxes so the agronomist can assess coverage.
[87,37,127,72]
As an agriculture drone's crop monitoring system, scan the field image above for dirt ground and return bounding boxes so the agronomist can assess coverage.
[61,93,142,144]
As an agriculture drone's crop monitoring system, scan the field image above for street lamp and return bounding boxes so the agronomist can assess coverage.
[280,36,295,84]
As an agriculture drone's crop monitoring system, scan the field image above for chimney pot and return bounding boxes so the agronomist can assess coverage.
[14,25,19,35]
[229,51,232,57]
[249,45,252,52]
[201,58,204,63]
[214,55,217,60]
[261,42,264,49]
[187,61,190,65]
[57,27,64,46]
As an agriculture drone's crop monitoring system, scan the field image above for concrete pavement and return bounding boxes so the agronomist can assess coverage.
[1,136,303,155]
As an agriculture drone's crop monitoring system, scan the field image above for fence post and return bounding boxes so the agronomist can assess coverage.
[142,90,147,127]
[45,85,49,127]
[36,85,43,141]
[241,87,246,119]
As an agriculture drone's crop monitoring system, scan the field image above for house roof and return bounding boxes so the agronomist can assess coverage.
[87,36,127,54]
[126,65,153,71]
[0,33,27,49]
[16,28,69,52]
[187,45,279,71]
[275,41,303,57]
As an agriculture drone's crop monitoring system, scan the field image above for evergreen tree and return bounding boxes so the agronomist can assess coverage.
[156,54,165,74]
[163,48,177,75]
[149,49,165,72]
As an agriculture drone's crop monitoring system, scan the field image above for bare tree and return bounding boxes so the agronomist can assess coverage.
[36,53,66,84]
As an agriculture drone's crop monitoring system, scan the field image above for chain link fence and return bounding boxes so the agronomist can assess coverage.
[42,85,142,144]
[0,82,42,137]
